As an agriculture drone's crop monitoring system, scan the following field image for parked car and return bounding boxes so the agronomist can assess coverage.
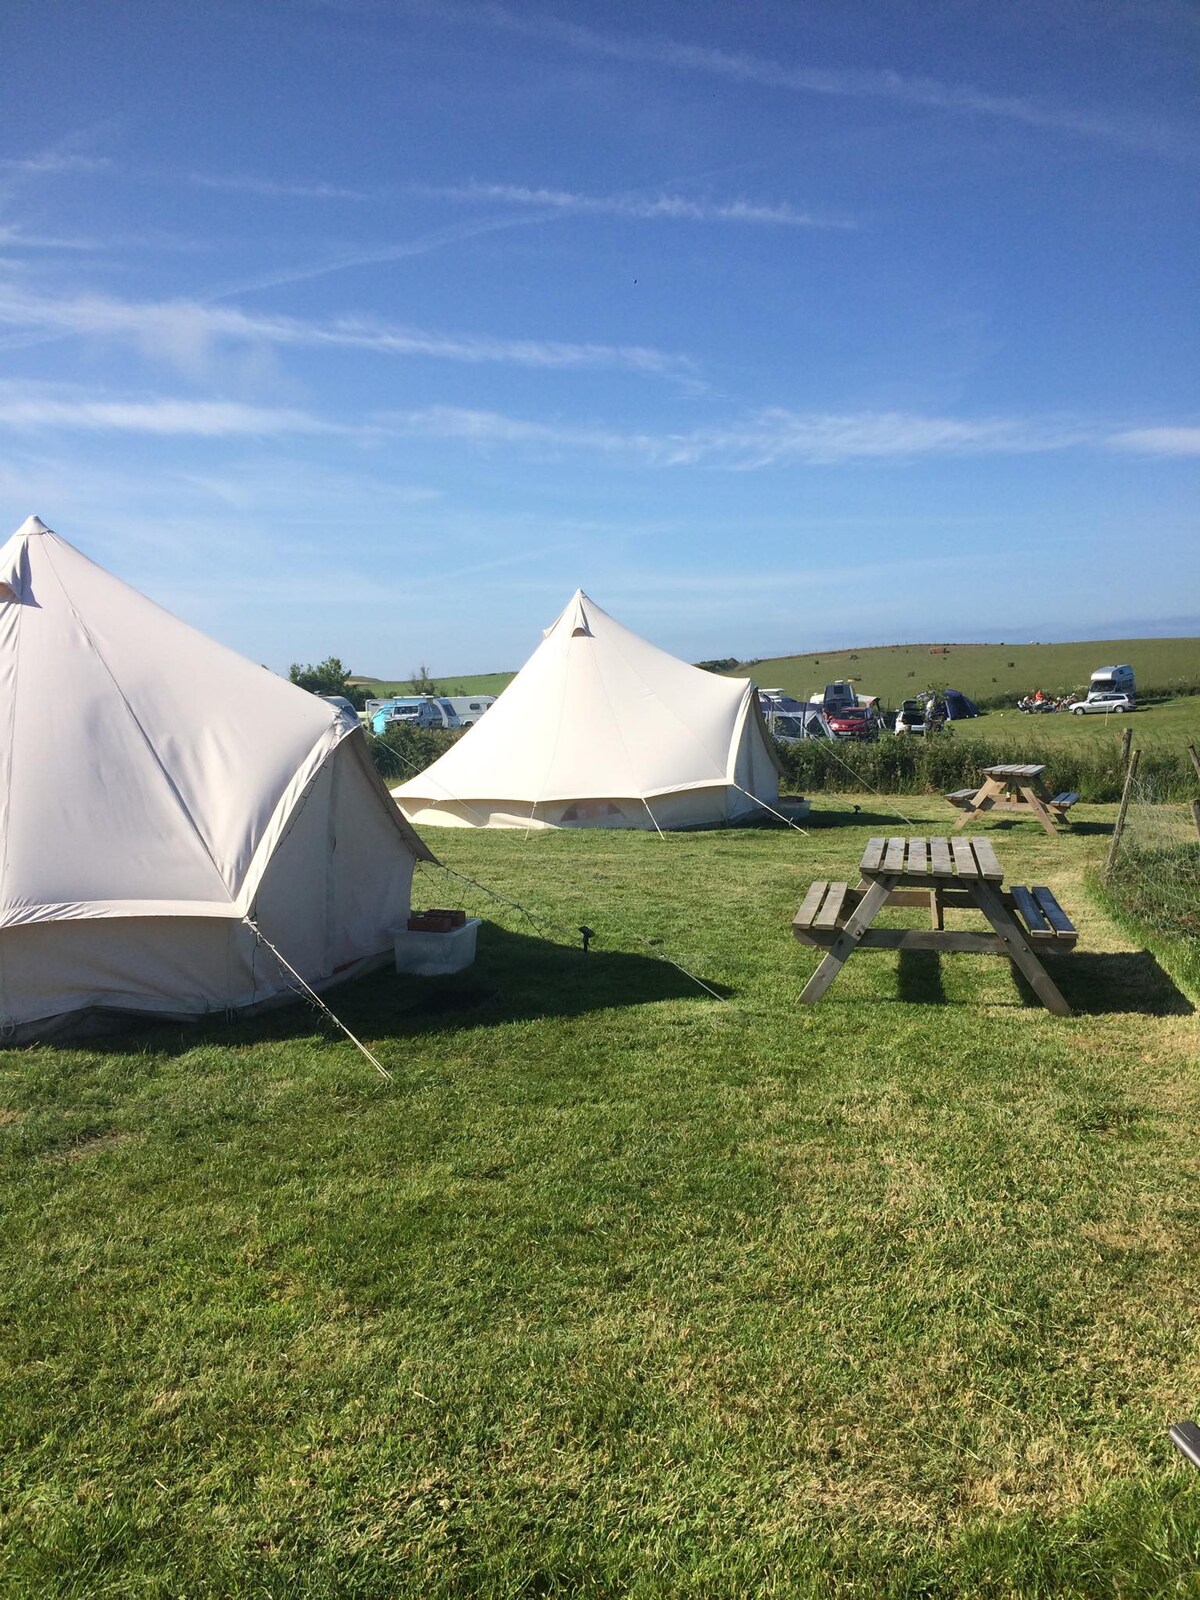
[1070,691,1135,715]
[318,694,359,721]
[826,704,877,741]
[893,700,926,736]
[371,697,462,733]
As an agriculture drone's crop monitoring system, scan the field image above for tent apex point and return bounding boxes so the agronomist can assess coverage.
[16,515,50,539]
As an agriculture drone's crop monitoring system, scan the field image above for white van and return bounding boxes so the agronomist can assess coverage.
[441,695,496,727]
[1089,664,1135,696]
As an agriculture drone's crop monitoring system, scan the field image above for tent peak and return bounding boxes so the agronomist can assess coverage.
[15,515,50,539]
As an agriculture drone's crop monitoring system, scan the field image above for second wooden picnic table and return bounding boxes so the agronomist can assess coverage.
[793,835,1077,1015]
[945,763,1079,836]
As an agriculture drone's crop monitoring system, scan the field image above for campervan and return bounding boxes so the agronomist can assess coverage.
[1089,665,1135,697]
[441,695,496,726]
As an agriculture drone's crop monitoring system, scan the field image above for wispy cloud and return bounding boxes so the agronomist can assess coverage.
[0,284,697,380]
[190,172,372,201]
[0,152,112,177]
[5,380,1192,470]
[383,403,1093,467]
[419,182,852,229]
[1108,426,1200,457]
[0,385,359,439]
[426,2,1190,156]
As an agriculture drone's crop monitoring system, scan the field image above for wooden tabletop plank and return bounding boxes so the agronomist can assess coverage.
[970,837,1005,880]
[907,837,929,876]
[985,763,1045,779]
[860,837,886,874]
[883,836,907,873]
[814,882,849,930]
[950,837,979,877]
[929,836,954,876]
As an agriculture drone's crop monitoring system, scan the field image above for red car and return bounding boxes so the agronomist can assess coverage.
[825,705,877,741]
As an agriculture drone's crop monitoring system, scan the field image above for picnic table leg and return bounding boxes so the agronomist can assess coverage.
[956,779,1002,830]
[1018,784,1059,837]
[971,880,1072,1017]
[929,888,944,930]
[799,877,895,1004]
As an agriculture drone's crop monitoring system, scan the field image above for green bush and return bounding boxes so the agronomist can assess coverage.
[366,723,457,782]
[775,733,1196,802]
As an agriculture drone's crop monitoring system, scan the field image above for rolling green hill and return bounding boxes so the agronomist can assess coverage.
[357,638,1198,711]
[731,637,1200,709]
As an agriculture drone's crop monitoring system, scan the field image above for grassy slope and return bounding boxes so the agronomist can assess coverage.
[3,804,1200,1597]
[356,673,517,699]
[738,638,1199,708]
[974,698,1200,757]
[357,639,1198,713]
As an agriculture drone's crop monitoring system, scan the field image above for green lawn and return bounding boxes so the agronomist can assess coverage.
[978,696,1200,757]
[3,802,1200,1597]
[359,672,517,699]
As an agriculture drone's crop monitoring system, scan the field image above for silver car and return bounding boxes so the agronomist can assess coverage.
[1070,691,1134,715]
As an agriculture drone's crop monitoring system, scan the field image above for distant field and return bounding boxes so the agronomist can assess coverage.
[982,696,1200,755]
[358,672,517,699]
[731,637,1200,708]
[358,638,1198,711]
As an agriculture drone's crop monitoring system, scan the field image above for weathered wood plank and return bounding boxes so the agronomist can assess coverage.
[970,836,1004,880]
[1010,884,1051,937]
[856,929,1006,953]
[1032,886,1077,940]
[793,880,829,933]
[929,836,954,876]
[860,837,886,874]
[950,838,979,877]
[814,882,849,931]
[907,838,929,876]
[883,836,907,873]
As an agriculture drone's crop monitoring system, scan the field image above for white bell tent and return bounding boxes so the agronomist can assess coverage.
[0,516,434,1041]
[392,589,782,831]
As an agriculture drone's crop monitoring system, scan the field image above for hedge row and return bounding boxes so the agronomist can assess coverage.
[774,733,1198,803]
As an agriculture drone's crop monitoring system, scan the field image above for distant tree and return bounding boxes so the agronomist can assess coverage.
[694,657,740,674]
[288,657,366,709]
[410,663,439,695]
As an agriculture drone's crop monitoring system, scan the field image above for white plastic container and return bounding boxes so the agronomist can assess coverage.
[394,917,480,976]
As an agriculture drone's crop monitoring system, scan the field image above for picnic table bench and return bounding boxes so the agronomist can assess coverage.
[793,835,1077,1015]
[944,764,1078,836]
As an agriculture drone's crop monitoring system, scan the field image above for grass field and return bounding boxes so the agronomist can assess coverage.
[736,639,1200,710]
[356,637,1198,717]
[4,803,1200,1596]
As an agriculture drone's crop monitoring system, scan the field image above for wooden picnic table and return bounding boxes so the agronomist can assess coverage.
[945,763,1078,837]
[793,835,1077,1015]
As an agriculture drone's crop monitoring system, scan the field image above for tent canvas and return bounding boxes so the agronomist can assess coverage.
[392,589,783,830]
[0,516,434,1041]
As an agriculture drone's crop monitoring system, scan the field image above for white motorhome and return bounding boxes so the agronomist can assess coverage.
[1089,664,1135,697]
[441,695,496,726]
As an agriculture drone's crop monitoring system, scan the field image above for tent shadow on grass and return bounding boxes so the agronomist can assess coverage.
[71,922,728,1058]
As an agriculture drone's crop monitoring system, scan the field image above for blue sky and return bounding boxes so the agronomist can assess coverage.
[2,0,1197,675]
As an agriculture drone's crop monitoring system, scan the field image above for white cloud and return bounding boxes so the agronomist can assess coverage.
[190,173,372,201]
[0,152,112,177]
[420,182,853,229]
[384,403,1093,466]
[0,386,359,439]
[0,284,697,379]
[420,3,1188,155]
[1108,427,1200,456]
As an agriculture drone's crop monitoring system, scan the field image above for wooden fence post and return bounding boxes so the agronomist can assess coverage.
[1122,726,1133,770]
[1190,745,1200,840]
[1189,742,1200,784]
[1105,748,1140,879]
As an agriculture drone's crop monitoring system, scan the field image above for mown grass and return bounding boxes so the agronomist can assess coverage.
[3,801,1200,1597]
